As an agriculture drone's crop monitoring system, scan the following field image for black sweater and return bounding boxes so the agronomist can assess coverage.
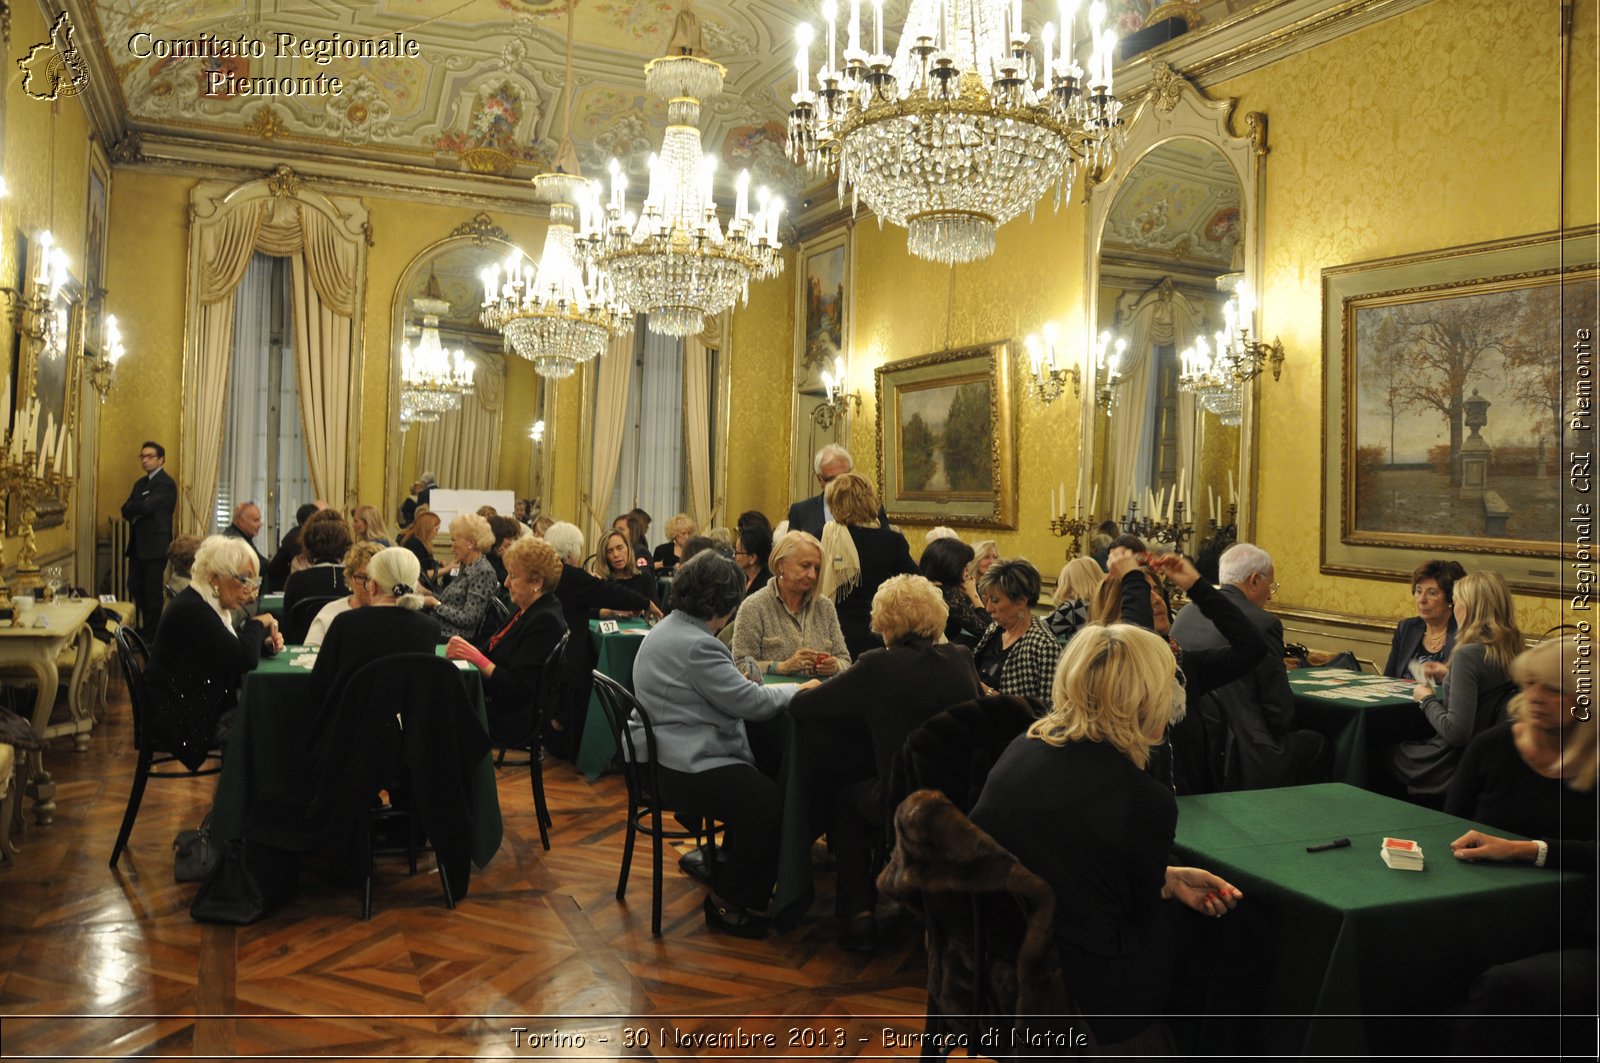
[308,606,442,747]
[144,586,273,769]
[971,737,1177,1041]
[1116,572,1269,792]
[832,525,919,659]
[1445,720,1597,866]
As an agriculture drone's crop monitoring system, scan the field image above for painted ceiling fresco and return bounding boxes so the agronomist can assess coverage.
[74,0,1233,198]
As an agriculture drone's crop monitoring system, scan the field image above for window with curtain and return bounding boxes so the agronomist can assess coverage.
[592,321,722,548]
[213,253,315,548]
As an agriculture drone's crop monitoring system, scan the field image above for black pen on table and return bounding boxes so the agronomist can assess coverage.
[1305,837,1351,853]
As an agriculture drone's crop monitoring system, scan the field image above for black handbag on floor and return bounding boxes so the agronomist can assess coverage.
[173,815,218,883]
[190,839,298,925]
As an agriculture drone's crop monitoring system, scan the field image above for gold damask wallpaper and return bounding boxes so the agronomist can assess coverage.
[725,249,796,526]
[849,179,1091,573]
[1210,0,1581,632]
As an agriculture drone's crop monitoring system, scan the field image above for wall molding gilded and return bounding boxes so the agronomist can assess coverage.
[107,133,547,215]
[451,213,513,247]
[1112,0,1436,99]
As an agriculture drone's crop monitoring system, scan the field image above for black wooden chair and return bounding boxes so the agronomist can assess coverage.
[590,670,719,936]
[474,595,512,643]
[109,627,223,869]
[285,594,342,645]
[492,629,568,850]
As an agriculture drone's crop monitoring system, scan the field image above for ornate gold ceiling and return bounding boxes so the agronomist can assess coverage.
[64,0,1234,200]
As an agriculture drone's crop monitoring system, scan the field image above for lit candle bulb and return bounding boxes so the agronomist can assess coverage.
[873,0,883,57]
[1061,0,1079,64]
[823,0,837,76]
[735,169,750,222]
[795,22,814,95]
[1041,21,1055,84]
[849,0,861,53]
[768,196,784,243]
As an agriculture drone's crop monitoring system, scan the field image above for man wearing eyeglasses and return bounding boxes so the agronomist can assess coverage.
[1170,542,1328,791]
[120,441,178,636]
[784,444,887,539]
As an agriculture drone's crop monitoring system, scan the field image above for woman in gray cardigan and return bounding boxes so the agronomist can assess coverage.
[632,551,819,937]
[1391,571,1521,797]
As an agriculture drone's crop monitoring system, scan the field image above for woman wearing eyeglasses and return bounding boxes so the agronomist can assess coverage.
[143,535,284,771]
[303,542,384,647]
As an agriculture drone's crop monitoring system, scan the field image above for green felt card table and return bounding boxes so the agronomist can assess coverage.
[1286,667,1420,787]
[208,644,502,868]
[1171,783,1585,1054]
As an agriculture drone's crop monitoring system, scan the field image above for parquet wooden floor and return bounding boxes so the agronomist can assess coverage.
[0,680,931,1059]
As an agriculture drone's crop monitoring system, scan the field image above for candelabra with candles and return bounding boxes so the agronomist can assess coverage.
[1047,510,1096,557]
[0,425,73,611]
[1094,329,1126,413]
[811,355,860,429]
[1145,501,1195,556]
[1,232,71,351]
[1178,280,1285,426]
[1022,324,1081,406]
[85,314,128,401]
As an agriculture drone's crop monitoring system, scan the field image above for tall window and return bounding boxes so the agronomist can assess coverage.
[214,254,314,547]
[598,322,721,543]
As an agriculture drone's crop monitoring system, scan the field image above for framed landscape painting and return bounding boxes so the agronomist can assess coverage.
[1321,226,1599,596]
[876,342,1016,529]
[795,228,848,395]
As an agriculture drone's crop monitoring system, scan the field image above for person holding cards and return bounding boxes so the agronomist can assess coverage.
[1390,571,1521,800]
[971,623,1242,1049]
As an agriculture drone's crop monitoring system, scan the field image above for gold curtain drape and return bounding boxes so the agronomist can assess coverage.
[585,332,636,547]
[418,353,504,489]
[683,329,712,530]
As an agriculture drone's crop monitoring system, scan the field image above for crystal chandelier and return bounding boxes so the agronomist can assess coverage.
[401,271,476,416]
[788,0,1123,265]
[1178,280,1284,427]
[481,174,632,380]
[577,27,786,338]
[480,1,632,378]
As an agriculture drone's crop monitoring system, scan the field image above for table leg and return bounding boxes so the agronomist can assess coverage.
[24,656,61,825]
[66,627,95,750]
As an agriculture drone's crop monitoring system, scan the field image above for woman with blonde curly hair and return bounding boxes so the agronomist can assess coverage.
[653,512,697,573]
[1392,570,1522,797]
[789,574,982,949]
[970,623,1243,1048]
[419,512,500,640]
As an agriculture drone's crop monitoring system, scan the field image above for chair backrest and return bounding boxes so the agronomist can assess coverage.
[286,595,342,644]
[589,670,659,805]
[535,628,571,725]
[114,626,151,749]
[878,789,1083,1046]
[309,652,490,888]
[475,595,512,643]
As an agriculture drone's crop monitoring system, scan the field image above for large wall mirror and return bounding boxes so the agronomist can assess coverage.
[1081,63,1265,552]
[386,232,543,523]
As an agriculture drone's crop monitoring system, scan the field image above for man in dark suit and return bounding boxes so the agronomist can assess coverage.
[785,444,886,539]
[120,440,177,635]
[223,501,268,571]
[1169,542,1327,791]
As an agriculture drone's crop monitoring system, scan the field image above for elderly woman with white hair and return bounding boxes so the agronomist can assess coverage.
[542,520,661,754]
[788,574,983,949]
[418,512,500,640]
[971,623,1244,1048]
[308,546,441,740]
[143,534,284,770]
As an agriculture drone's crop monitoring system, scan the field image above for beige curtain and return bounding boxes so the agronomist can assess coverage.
[418,351,504,488]
[183,202,266,532]
[683,330,713,530]
[285,205,357,507]
[1107,282,1203,521]
[185,188,363,530]
[586,331,636,546]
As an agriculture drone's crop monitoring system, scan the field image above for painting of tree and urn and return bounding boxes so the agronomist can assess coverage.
[1324,227,1600,593]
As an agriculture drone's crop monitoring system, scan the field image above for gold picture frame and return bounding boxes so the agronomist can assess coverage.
[876,342,1016,529]
[1321,226,1599,597]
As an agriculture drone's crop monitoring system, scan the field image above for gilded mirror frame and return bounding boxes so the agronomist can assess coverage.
[384,230,532,522]
[1079,61,1267,540]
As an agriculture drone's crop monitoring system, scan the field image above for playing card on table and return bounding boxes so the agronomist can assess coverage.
[1380,837,1425,870]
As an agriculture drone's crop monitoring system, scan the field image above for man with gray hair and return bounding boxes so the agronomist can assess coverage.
[785,444,887,539]
[1170,542,1327,790]
[222,501,267,571]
